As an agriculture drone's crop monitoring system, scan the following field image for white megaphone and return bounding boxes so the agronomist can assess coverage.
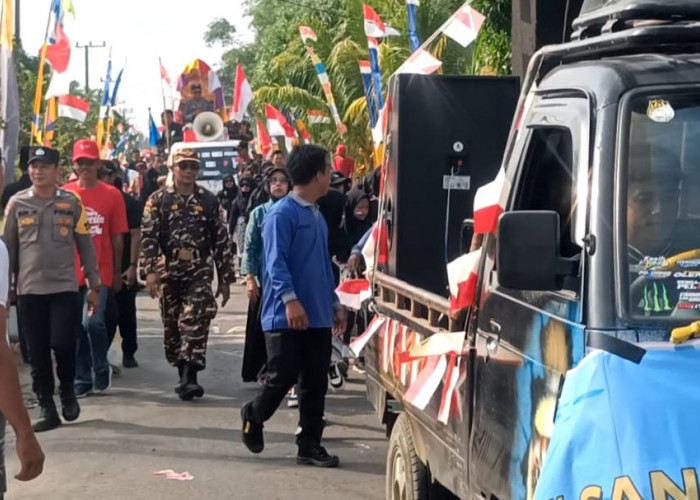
[193,111,226,142]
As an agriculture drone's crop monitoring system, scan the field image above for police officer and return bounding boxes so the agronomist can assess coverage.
[3,146,100,432]
[140,148,234,400]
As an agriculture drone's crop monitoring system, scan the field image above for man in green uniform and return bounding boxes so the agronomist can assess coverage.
[140,149,234,400]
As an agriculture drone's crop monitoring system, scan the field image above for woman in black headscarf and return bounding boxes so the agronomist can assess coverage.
[228,176,257,270]
[344,187,373,250]
[217,175,238,218]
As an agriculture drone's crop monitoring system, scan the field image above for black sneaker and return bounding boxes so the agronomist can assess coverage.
[60,390,80,422]
[241,402,264,454]
[122,355,139,368]
[297,445,339,468]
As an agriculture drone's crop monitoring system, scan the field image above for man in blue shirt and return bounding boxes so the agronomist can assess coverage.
[241,145,346,468]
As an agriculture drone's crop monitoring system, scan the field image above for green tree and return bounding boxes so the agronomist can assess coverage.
[207,0,512,166]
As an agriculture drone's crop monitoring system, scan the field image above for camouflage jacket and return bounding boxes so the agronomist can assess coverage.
[140,185,235,284]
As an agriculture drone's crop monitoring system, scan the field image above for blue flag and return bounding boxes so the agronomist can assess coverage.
[359,63,378,127]
[101,57,112,109]
[368,41,384,110]
[406,1,421,53]
[534,342,700,499]
[110,68,124,107]
[149,110,160,147]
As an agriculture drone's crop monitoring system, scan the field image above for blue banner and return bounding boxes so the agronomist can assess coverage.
[407,2,421,53]
[534,342,700,499]
[361,70,378,127]
[368,44,384,110]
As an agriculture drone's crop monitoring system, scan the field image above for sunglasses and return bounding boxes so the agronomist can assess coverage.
[177,162,199,171]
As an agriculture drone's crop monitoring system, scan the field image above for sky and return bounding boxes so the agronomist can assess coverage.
[20,0,254,132]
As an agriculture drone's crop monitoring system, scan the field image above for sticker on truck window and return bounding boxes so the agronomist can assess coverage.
[443,175,470,190]
[647,99,675,123]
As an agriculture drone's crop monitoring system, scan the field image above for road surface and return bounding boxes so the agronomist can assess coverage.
[4,285,387,500]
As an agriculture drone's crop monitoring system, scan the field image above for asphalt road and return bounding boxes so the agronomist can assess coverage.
[4,285,387,500]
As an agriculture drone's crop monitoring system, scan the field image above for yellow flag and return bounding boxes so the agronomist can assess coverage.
[1,0,13,49]
[96,120,105,152]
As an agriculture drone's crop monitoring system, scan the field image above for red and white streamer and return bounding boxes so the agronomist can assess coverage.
[349,315,386,357]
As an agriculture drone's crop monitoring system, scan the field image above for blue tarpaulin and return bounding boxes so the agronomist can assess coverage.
[535,341,700,499]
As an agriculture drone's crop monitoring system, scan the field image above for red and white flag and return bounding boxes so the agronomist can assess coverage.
[363,4,386,37]
[44,23,71,74]
[437,355,461,424]
[473,167,508,234]
[265,103,290,137]
[308,110,331,125]
[397,48,442,75]
[159,57,171,86]
[57,94,89,122]
[382,319,400,373]
[447,248,482,314]
[404,355,448,410]
[362,221,389,273]
[359,60,371,75]
[229,63,253,122]
[299,25,317,44]
[336,279,372,311]
[441,4,486,48]
[255,117,272,158]
[350,315,386,357]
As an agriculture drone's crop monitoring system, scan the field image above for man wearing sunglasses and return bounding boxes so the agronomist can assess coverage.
[140,149,235,400]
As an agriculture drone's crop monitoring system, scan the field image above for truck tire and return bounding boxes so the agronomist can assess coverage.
[386,413,429,500]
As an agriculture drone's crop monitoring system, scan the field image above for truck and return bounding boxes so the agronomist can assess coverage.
[363,1,700,498]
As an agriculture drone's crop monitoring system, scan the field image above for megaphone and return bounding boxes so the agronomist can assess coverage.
[193,111,226,142]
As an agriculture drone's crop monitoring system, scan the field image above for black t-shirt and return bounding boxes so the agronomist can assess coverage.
[121,192,143,273]
[318,189,349,261]
[0,174,31,212]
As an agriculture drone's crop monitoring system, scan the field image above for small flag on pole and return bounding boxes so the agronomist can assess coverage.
[446,248,482,314]
[265,104,293,137]
[255,117,272,158]
[363,4,399,38]
[57,94,89,122]
[299,25,317,44]
[229,63,253,123]
[159,57,171,85]
[441,4,486,48]
[308,110,331,125]
[397,48,442,75]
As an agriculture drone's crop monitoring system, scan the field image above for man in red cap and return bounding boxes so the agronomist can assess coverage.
[63,139,129,397]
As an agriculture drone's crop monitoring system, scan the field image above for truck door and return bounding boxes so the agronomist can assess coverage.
[468,93,590,500]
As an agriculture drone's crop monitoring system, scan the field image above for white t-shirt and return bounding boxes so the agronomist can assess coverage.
[0,239,8,308]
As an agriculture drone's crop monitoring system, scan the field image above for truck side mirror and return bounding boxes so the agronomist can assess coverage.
[497,211,576,291]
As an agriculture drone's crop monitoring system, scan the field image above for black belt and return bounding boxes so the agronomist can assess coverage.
[586,330,646,364]
[169,248,208,262]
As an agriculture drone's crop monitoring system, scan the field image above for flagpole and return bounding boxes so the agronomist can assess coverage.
[158,57,171,151]
[30,4,54,146]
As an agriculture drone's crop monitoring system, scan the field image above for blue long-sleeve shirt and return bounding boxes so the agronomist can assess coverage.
[240,199,275,284]
[261,193,339,331]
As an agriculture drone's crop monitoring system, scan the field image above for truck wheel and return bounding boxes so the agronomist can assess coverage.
[386,413,429,500]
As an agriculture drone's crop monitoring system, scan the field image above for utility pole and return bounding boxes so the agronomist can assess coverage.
[75,41,106,92]
[14,0,19,45]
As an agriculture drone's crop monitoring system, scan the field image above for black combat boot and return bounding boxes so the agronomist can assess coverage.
[174,362,184,394]
[178,363,203,401]
[33,395,62,433]
[59,387,80,422]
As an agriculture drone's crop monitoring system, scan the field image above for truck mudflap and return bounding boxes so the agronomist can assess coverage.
[533,340,700,499]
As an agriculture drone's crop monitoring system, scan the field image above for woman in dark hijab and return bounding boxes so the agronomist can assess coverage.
[228,176,257,270]
[217,175,238,218]
[344,187,373,249]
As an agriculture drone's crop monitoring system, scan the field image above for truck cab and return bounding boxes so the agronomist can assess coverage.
[365,1,700,498]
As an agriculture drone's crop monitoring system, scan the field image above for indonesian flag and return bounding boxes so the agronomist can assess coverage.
[359,60,371,75]
[382,320,400,373]
[397,48,442,75]
[403,355,448,410]
[299,25,317,44]
[337,279,372,311]
[265,103,288,137]
[362,221,389,273]
[447,248,482,314]
[255,117,272,158]
[308,110,331,124]
[43,23,71,73]
[350,315,386,357]
[363,4,386,37]
[159,57,171,85]
[437,355,461,424]
[473,167,508,234]
[229,63,253,122]
[57,94,89,122]
[441,3,486,48]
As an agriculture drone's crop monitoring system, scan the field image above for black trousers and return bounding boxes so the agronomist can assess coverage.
[251,328,331,446]
[17,292,82,396]
[110,286,138,357]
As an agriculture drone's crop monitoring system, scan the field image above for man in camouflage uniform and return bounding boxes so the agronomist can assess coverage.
[140,149,234,400]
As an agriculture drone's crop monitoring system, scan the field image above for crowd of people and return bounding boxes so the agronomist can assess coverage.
[0,129,380,495]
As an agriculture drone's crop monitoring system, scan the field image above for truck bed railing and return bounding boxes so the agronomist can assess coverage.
[373,272,464,333]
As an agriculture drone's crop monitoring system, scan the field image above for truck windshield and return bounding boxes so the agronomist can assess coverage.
[626,93,700,321]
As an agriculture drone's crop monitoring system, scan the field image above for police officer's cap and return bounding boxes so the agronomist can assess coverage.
[28,146,60,166]
[172,148,200,165]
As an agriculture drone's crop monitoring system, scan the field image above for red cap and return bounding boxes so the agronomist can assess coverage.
[72,139,100,161]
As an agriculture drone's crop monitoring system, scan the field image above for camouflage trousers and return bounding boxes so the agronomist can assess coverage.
[159,280,218,369]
